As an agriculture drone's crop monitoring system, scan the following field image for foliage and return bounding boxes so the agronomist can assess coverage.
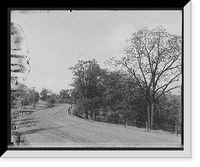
[11,84,40,108]
[107,26,182,130]
[40,88,49,101]
[46,90,57,107]
[154,92,181,126]
[26,89,40,105]
[69,59,107,120]
[11,83,27,108]
[57,89,70,103]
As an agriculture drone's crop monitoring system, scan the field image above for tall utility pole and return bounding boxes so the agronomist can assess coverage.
[32,87,36,109]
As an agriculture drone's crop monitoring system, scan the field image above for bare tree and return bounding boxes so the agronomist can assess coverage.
[107,26,182,131]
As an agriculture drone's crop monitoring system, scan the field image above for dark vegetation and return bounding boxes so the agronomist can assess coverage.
[69,27,182,133]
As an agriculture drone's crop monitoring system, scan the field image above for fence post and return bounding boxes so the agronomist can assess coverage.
[175,124,178,137]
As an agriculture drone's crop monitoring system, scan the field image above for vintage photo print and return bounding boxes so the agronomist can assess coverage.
[4,2,191,157]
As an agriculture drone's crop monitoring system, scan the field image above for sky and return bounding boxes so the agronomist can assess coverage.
[11,10,182,94]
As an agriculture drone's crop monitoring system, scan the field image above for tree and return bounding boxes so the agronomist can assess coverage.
[40,88,49,101]
[58,89,70,103]
[46,90,56,107]
[101,71,124,113]
[25,88,40,108]
[69,89,80,104]
[119,76,147,127]
[34,91,40,104]
[107,26,182,131]
[11,83,28,108]
[69,59,107,120]
[102,71,146,126]
[155,93,181,126]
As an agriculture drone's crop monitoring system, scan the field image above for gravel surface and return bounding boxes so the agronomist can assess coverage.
[15,104,182,148]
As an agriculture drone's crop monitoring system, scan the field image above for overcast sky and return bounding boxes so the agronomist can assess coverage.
[11,10,182,94]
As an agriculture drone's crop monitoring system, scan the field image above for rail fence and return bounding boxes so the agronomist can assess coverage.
[73,114,181,136]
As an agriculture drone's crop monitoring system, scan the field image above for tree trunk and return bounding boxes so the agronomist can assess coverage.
[85,111,88,119]
[90,111,92,120]
[134,118,136,127]
[94,110,96,121]
[150,102,155,130]
[147,102,151,132]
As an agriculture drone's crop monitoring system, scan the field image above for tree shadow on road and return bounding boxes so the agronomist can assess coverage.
[20,125,67,135]
[20,122,89,135]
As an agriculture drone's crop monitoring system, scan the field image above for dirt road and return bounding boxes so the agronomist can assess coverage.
[15,104,182,148]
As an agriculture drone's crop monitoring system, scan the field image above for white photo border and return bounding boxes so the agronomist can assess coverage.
[3,2,191,157]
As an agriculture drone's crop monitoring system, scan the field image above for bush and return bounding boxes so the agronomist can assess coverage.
[57,98,69,103]
[72,105,85,118]
[109,113,120,124]
[47,98,56,108]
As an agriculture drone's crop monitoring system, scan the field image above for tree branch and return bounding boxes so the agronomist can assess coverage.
[155,72,181,93]
[154,52,181,86]
[152,102,168,117]
[136,52,148,87]
[119,59,145,90]
[121,98,133,112]
[133,33,154,75]
[155,85,180,101]
[128,86,146,99]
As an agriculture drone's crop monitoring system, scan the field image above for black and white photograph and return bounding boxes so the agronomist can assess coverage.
[5,4,192,158]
